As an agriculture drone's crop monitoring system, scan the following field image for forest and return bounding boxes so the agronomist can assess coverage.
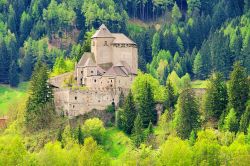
[0,0,250,165]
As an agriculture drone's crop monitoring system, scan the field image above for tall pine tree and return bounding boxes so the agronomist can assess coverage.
[122,91,137,134]
[228,62,249,118]
[25,61,54,130]
[139,81,157,127]
[132,114,144,147]
[204,72,228,120]
[9,61,19,87]
[174,88,200,139]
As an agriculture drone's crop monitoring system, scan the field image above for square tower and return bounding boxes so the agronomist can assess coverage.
[91,24,115,65]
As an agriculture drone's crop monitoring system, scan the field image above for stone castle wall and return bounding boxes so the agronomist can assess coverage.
[54,87,129,118]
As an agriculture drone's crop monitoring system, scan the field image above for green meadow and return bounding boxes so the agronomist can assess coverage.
[0,82,28,116]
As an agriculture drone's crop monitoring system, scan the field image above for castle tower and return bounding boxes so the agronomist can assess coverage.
[91,24,115,65]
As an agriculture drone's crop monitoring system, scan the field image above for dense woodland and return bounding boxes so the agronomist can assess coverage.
[1,0,250,165]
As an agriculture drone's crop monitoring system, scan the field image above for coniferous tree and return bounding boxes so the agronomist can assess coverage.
[239,103,250,133]
[78,125,84,145]
[139,82,157,127]
[20,12,33,44]
[223,108,239,132]
[204,72,228,120]
[241,35,250,74]
[122,91,137,134]
[174,88,200,139]
[151,32,160,57]
[7,5,17,35]
[21,53,33,81]
[132,114,144,147]
[118,90,125,108]
[57,127,63,142]
[193,52,203,79]
[228,62,249,117]
[172,2,182,22]
[25,61,54,129]
[0,40,9,83]
[9,61,19,87]
[164,80,177,112]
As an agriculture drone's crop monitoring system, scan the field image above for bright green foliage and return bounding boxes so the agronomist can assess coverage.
[122,91,137,134]
[220,133,250,165]
[82,0,125,28]
[172,2,182,22]
[193,129,221,166]
[132,71,165,103]
[132,114,144,147]
[37,141,79,165]
[204,72,228,120]
[228,62,249,117]
[138,81,157,127]
[189,130,196,146]
[158,136,193,165]
[43,0,76,37]
[157,111,173,144]
[167,71,181,94]
[78,137,110,165]
[0,135,30,165]
[180,73,191,90]
[118,144,157,165]
[223,109,239,132]
[174,88,200,139]
[51,56,75,77]
[82,118,106,144]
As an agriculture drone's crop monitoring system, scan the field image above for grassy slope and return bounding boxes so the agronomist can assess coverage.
[0,82,29,116]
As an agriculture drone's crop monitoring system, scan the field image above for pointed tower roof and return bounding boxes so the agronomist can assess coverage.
[91,24,114,38]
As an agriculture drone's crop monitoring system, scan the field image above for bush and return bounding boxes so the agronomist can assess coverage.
[82,118,106,144]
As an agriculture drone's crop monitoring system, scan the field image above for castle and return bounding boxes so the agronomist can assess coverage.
[50,24,138,118]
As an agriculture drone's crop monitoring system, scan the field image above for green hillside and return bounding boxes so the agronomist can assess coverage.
[0,82,28,116]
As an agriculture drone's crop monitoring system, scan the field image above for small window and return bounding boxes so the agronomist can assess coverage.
[81,71,83,74]
[104,41,108,46]
[91,71,94,74]
[73,105,75,108]
[111,80,113,83]
[75,96,77,100]
[94,79,97,83]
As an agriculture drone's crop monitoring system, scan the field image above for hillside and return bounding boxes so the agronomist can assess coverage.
[0,0,250,165]
[0,82,28,116]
